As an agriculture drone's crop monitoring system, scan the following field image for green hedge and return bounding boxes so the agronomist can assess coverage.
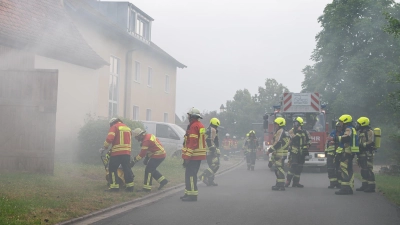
[77,118,144,164]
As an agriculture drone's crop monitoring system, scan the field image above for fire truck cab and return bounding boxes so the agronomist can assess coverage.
[263,93,328,171]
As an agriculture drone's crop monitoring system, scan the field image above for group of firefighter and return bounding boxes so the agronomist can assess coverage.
[99,108,222,202]
[267,114,379,195]
[99,108,378,203]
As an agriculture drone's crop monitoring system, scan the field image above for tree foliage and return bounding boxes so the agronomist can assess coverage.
[302,0,400,163]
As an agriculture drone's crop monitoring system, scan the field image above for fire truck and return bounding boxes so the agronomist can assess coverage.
[263,93,328,171]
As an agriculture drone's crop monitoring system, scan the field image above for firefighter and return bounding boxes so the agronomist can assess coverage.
[199,118,221,186]
[232,136,238,155]
[100,118,135,192]
[355,117,376,192]
[245,130,259,171]
[222,133,231,156]
[267,117,290,191]
[325,122,341,188]
[285,117,306,188]
[180,108,207,202]
[131,128,168,192]
[334,114,358,195]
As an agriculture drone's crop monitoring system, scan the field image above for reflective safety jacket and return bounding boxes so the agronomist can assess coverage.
[358,128,375,151]
[245,137,259,151]
[134,133,166,161]
[336,125,359,153]
[269,128,290,157]
[182,120,207,160]
[289,128,305,154]
[103,122,132,156]
[205,126,219,153]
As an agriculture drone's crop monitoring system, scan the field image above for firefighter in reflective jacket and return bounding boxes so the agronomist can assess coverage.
[245,130,259,171]
[199,118,221,186]
[285,117,306,188]
[101,118,135,192]
[355,117,376,192]
[268,117,290,191]
[325,122,341,189]
[180,108,207,202]
[334,114,358,195]
[131,128,168,192]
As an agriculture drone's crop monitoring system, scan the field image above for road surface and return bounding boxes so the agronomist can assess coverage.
[91,160,400,225]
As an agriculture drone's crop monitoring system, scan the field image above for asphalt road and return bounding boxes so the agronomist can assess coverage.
[91,160,400,225]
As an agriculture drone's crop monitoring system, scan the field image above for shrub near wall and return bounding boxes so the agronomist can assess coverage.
[77,118,143,164]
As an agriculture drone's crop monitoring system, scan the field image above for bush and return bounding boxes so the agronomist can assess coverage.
[77,117,143,164]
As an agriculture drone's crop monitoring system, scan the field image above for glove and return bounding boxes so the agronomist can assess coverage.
[215,148,221,156]
[130,160,135,168]
[267,148,273,153]
[268,161,273,168]
[143,156,150,165]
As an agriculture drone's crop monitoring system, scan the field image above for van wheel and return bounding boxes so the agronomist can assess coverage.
[171,150,181,158]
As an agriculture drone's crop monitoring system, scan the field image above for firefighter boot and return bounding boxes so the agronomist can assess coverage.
[158,179,169,190]
[251,165,255,171]
[202,175,210,186]
[328,181,338,189]
[272,185,285,191]
[247,165,251,170]
[335,186,353,195]
[364,184,375,193]
[180,194,187,200]
[356,182,368,191]
[284,180,291,188]
[209,177,218,186]
[181,195,197,202]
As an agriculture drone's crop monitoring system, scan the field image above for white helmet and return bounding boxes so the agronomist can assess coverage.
[132,128,146,137]
[187,107,202,119]
[233,136,236,139]
[109,117,121,126]
[226,133,230,137]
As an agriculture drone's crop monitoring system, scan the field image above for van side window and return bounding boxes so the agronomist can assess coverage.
[156,124,180,140]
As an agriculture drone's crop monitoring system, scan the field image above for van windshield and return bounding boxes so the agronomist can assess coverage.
[170,124,186,137]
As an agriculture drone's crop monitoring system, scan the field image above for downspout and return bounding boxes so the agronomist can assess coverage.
[124,49,137,118]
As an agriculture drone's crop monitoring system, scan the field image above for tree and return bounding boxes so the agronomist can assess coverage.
[255,78,289,114]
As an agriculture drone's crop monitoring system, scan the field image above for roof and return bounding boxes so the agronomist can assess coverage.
[65,0,186,69]
[0,0,107,69]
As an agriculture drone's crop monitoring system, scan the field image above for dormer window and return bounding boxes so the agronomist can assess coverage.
[136,16,149,39]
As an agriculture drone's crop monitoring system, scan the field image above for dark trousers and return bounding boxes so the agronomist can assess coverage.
[185,160,201,196]
[358,151,375,186]
[109,154,134,189]
[272,155,285,186]
[327,153,338,183]
[143,157,166,190]
[201,154,220,183]
[287,152,304,184]
[334,153,343,184]
[339,153,354,191]
[246,151,256,169]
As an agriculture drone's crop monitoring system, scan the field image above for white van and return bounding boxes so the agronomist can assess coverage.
[141,121,186,157]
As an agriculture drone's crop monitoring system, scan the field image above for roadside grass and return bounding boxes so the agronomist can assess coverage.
[0,158,185,225]
[355,173,400,206]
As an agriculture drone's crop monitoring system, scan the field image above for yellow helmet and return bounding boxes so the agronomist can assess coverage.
[246,133,249,137]
[356,117,370,127]
[274,117,286,127]
[294,117,304,126]
[338,114,352,123]
[249,130,255,135]
[210,118,220,127]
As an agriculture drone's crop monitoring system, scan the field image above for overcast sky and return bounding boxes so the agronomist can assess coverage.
[106,0,344,117]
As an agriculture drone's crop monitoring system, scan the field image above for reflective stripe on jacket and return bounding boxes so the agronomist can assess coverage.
[104,122,132,156]
[135,133,166,161]
[182,120,207,160]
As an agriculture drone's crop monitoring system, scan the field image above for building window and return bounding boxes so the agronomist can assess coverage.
[134,61,140,82]
[147,67,152,87]
[109,56,119,118]
[129,10,136,33]
[136,17,149,39]
[163,113,168,122]
[146,109,152,121]
[165,75,170,93]
[133,105,139,120]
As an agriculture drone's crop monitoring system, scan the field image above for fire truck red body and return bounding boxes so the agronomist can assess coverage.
[264,93,328,169]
